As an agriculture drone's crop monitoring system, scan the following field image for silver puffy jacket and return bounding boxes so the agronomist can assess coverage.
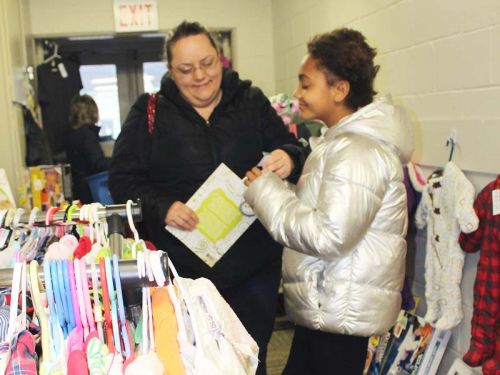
[244,96,414,336]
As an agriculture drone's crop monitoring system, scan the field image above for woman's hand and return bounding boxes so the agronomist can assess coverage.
[244,167,262,187]
[261,149,294,179]
[165,201,199,231]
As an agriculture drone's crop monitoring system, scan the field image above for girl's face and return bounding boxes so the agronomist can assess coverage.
[293,55,347,127]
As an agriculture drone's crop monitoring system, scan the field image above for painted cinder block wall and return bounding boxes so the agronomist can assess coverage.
[271,1,499,373]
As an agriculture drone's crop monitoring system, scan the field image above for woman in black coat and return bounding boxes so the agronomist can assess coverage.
[110,21,306,374]
[66,94,111,203]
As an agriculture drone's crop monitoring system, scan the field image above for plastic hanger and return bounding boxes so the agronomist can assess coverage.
[18,228,37,262]
[4,209,15,228]
[6,262,22,339]
[143,248,155,283]
[126,200,145,259]
[45,206,60,227]
[167,258,202,348]
[29,261,50,357]
[43,261,62,354]
[99,257,115,353]
[79,258,95,334]
[19,260,27,328]
[90,261,104,341]
[105,256,122,354]
[68,260,82,330]
[150,250,167,287]
[62,260,77,332]
[42,41,61,65]
[53,260,69,336]
[0,209,8,228]
[446,137,455,162]
[11,208,25,229]
[74,259,89,338]
[112,254,131,358]
[28,207,39,226]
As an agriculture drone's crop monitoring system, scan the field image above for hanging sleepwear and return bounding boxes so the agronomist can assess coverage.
[37,58,82,155]
[151,287,185,375]
[459,175,500,374]
[415,161,479,330]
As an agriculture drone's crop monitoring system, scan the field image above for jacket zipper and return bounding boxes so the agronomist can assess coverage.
[204,118,219,168]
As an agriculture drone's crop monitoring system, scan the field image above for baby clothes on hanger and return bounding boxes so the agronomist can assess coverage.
[415,161,479,330]
[459,175,500,374]
[151,287,185,375]
[2,262,37,374]
[0,307,9,343]
[5,330,37,375]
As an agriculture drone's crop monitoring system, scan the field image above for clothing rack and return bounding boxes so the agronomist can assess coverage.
[0,200,167,289]
[17,201,142,226]
[16,201,142,258]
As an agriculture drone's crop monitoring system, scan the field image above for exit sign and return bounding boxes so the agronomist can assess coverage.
[114,0,159,32]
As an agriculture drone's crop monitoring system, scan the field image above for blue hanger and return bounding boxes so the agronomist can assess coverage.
[62,260,76,331]
[113,254,131,358]
[50,261,67,336]
[55,260,70,336]
[105,256,122,354]
[43,261,62,354]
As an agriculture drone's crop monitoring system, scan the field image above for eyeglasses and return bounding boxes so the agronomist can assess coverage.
[171,55,219,76]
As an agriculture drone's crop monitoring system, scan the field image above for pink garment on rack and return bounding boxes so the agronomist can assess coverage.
[67,350,89,375]
[5,330,36,375]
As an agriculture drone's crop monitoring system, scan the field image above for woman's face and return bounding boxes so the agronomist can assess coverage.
[169,34,223,109]
[293,55,338,127]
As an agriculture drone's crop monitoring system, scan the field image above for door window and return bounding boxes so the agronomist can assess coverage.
[143,61,167,93]
[80,64,121,139]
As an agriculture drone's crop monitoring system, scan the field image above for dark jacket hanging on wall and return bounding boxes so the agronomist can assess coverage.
[37,58,82,155]
[19,104,52,166]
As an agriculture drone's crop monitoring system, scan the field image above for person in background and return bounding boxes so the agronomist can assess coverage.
[109,21,306,374]
[66,94,111,203]
[244,28,414,374]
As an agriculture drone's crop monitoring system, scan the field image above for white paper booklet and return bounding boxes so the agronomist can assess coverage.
[165,163,256,267]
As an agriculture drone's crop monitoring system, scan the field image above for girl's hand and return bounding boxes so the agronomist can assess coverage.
[244,167,262,187]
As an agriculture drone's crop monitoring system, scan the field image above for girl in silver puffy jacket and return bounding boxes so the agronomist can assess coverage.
[244,28,414,375]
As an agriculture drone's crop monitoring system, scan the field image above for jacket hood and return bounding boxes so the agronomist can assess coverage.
[326,95,414,163]
[159,68,251,108]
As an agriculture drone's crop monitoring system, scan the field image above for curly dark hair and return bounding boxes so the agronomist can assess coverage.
[165,21,218,65]
[307,28,379,110]
[69,94,98,130]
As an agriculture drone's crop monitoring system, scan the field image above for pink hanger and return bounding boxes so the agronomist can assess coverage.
[74,259,89,338]
[79,259,96,334]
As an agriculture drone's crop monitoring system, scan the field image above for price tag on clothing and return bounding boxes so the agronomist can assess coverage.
[493,189,500,216]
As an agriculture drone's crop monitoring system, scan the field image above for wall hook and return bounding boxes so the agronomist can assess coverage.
[446,129,457,162]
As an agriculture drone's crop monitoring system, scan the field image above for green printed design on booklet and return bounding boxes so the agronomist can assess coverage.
[196,188,242,243]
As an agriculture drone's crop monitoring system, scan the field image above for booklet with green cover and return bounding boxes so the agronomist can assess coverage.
[165,163,256,267]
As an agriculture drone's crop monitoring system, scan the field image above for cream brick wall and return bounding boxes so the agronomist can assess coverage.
[272,0,499,373]
[28,0,276,95]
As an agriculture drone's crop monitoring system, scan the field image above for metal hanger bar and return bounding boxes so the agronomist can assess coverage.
[16,201,142,225]
[0,259,158,289]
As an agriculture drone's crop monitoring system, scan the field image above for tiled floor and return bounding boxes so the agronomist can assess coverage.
[267,328,294,375]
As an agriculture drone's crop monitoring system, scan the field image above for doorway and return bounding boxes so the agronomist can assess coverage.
[36,34,167,140]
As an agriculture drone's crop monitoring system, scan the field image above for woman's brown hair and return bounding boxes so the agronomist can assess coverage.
[69,94,99,130]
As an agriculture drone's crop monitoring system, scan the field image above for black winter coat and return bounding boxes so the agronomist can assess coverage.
[109,69,306,289]
[67,125,111,203]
